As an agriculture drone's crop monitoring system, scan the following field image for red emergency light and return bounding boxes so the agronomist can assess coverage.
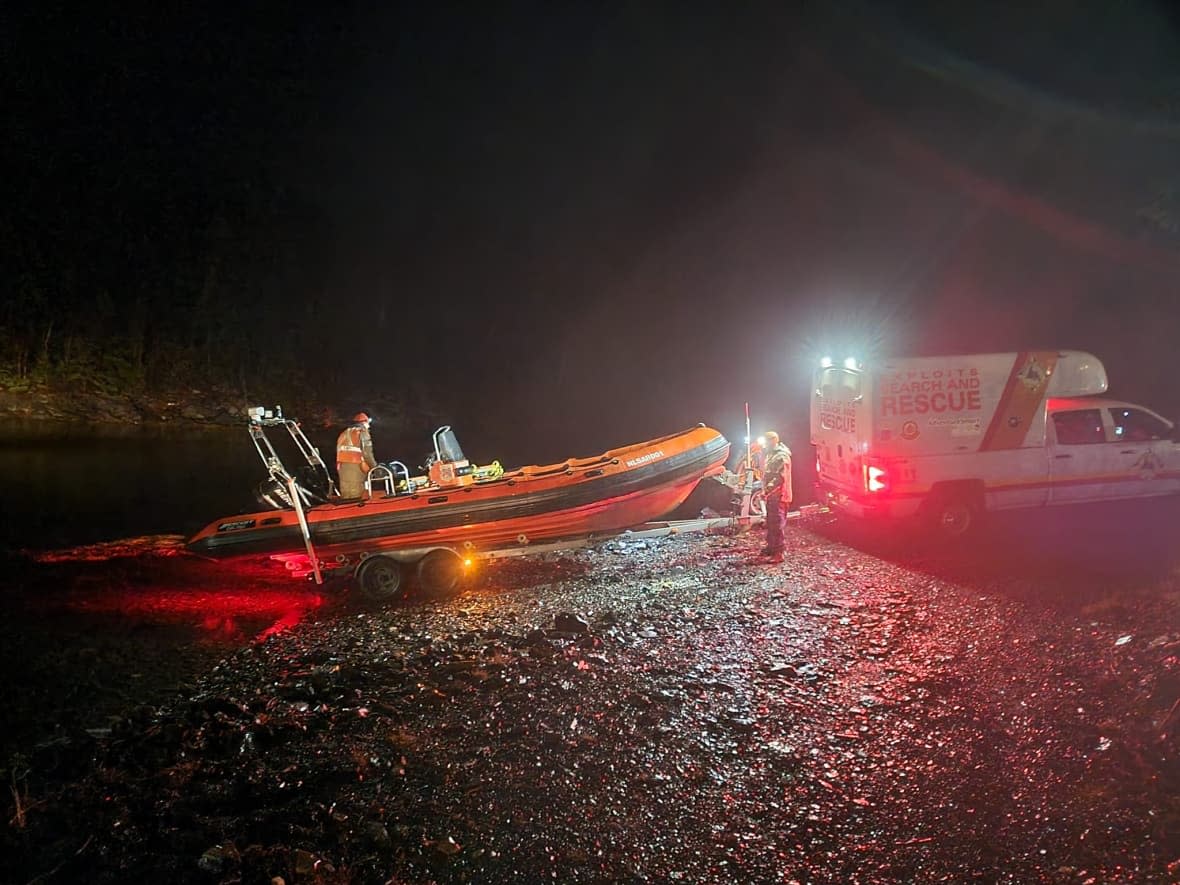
[864,462,889,494]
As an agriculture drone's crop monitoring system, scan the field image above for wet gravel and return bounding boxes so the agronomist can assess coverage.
[3,509,1180,884]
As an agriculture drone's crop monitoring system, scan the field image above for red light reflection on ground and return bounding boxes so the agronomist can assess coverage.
[67,584,325,642]
[28,535,328,642]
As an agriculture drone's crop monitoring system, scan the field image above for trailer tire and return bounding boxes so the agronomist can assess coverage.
[925,489,980,539]
[416,549,465,599]
[356,555,405,604]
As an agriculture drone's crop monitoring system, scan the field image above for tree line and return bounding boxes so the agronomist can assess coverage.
[3,172,390,404]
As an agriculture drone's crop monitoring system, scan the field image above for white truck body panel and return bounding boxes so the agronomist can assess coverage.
[810,350,1180,526]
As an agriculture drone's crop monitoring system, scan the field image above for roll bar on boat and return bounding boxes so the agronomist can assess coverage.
[246,405,339,504]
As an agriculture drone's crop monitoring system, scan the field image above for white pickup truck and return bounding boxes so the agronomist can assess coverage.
[810,350,1180,536]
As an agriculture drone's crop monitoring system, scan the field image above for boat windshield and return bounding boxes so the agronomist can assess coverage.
[434,426,467,462]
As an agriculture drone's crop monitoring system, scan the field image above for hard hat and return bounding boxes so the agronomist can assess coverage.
[352,412,371,424]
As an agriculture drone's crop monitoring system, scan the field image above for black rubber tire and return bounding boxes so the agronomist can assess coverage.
[356,555,404,604]
[416,548,465,599]
[927,493,978,539]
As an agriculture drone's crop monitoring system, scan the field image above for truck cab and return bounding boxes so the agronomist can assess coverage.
[1047,397,1180,506]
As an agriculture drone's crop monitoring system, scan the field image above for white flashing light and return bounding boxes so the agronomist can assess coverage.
[866,464,888,493]
[843,356,859,370]
[820,356,833,369]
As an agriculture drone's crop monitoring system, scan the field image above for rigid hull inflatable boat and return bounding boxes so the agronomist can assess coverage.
[185,408,730,596]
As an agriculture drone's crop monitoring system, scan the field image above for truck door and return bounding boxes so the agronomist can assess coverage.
[1048,407,1110,504]
[812,363,867,499]
[1106,405,1180,499]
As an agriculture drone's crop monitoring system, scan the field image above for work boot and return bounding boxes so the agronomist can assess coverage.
[764,552,783,563]
[758,547,773,556]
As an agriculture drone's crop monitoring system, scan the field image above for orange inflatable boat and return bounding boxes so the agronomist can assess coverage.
[186,409,729,597]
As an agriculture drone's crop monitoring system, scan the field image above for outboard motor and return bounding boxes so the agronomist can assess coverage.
[255,477,294,509]
[295,465,332,503]
[254,466,331,510]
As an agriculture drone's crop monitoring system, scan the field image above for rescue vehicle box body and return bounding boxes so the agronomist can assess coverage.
[809,350,1180,533]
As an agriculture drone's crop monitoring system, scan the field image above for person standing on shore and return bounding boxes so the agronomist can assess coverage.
[336,412,378,499]
[759,430,792,562]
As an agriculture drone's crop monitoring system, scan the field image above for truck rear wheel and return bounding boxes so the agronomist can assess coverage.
[416,549,466,599]
[925,489,981,540]
[356,555,405,604]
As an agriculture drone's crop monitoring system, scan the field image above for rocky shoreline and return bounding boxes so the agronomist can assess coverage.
[0,385,252,426]
[0,385,434,431]
[3,513,1179,883]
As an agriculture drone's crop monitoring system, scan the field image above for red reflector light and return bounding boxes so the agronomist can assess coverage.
[865,464,888,493]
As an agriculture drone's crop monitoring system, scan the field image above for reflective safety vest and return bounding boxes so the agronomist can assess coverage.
[336,426,366,464]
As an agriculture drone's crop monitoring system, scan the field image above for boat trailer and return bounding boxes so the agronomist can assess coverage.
[271,505,826,603]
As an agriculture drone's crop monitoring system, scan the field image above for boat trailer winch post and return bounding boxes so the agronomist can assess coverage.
[286,475,323,585]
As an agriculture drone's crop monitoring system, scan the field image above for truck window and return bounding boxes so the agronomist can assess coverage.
[1051,409,1106,445]
[1107,407,1170,442]
[816,367,861,400]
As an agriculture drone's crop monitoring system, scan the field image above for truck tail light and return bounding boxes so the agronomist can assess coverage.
[864,462,889,494]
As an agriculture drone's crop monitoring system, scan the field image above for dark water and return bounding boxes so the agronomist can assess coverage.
[0,420,341,552]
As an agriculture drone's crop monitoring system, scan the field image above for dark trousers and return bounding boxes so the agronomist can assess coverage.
[765,493,787,553]
[338,462,368,498]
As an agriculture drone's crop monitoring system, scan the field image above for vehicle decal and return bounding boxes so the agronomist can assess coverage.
[979,350,1059,451]
[625,449,665,468]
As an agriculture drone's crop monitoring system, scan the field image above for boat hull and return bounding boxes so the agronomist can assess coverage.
[186,426,730,562]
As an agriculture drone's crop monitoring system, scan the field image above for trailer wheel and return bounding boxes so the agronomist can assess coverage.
[356,555,404,604]
[416,549,465,599]
[926,492,979,539]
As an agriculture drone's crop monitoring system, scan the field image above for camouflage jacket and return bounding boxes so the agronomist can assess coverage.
[763,443,793,501]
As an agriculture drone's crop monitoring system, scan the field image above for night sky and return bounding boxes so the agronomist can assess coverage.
[8,1,1180,466]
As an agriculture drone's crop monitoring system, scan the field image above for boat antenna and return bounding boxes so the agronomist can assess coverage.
[744,401,751,470]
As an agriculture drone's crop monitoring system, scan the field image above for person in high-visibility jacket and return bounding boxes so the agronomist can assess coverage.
[759,430,792,562]
[336,412,378,499]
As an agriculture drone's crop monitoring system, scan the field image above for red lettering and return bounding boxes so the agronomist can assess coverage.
[882,388,984,417]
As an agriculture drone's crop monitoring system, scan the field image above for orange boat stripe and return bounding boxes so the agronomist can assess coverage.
[980,350,1060,451]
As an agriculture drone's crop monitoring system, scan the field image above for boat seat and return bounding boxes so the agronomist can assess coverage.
[366,464,396,497]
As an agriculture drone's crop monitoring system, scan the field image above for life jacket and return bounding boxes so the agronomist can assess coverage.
[336,426,366,464]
